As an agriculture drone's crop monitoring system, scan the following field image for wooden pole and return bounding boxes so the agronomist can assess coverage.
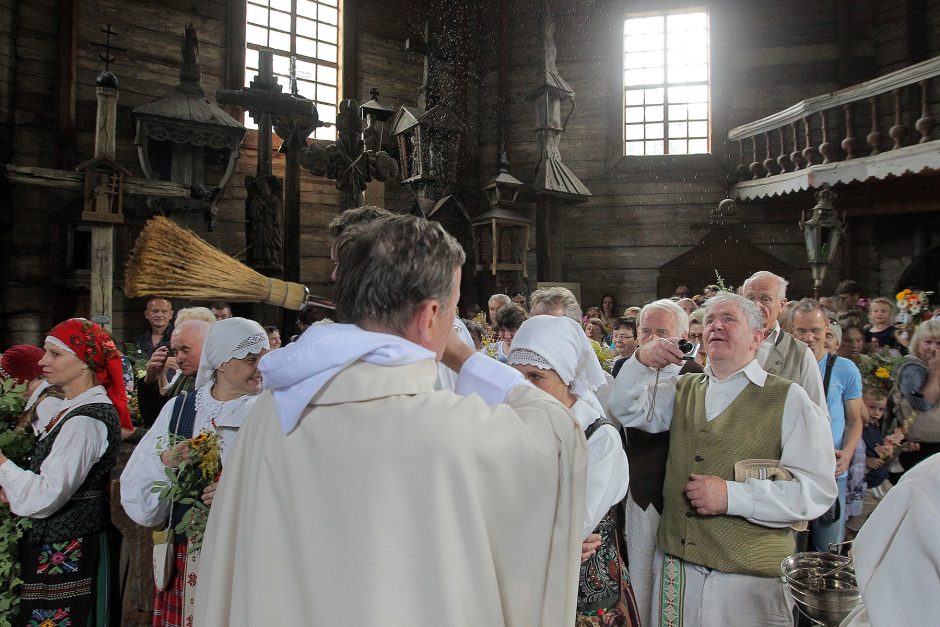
[91,85,118,331]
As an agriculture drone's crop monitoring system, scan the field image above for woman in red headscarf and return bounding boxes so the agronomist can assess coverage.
[0,318,131,627]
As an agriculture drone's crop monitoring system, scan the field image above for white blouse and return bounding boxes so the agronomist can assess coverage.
[120,383,258,528]
[0,386,111,519]
[570,398,629,540]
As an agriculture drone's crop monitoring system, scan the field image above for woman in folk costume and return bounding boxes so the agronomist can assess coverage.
[508,315,639,627]
[120,317,269,627]
[0,319,133,627]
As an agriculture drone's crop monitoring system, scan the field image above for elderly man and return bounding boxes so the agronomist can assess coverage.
[194,215,587,627]
[488,293,511,326]
[134,297,174,358]
[792,299,862,552]
[136,319,210,427]
[742,271,827,408]
[530,286,582,321]
[610,299,703,627]
[609,292,836,626]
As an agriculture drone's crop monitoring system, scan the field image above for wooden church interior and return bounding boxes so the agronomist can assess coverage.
[3,0,940,346]
[3,0,940,622]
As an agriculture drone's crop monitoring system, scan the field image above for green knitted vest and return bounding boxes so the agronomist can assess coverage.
[657,372,794,578]
[28,402,120,543]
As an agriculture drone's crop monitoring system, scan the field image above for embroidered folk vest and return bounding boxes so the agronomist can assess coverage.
[577,416,623,614]
[28,403,120,543]
[657,373,795,578]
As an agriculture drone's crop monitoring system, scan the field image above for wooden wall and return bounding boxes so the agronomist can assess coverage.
[0,0,425,347]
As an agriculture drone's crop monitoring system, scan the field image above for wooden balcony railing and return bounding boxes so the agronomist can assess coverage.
[727,55,940,181]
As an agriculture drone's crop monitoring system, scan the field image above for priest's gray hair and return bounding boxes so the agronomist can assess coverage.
[703,291,764,333]
[334,214,465,334]
[742,270,789,300]
[639,299,689,336]
[529,287,582,322]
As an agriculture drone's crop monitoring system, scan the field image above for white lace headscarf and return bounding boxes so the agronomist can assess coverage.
[508,315,607,414]
[195,317,270,388]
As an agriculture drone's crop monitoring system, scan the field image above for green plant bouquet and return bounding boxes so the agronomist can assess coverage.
[151,430,222,554]
[0,379,35,626]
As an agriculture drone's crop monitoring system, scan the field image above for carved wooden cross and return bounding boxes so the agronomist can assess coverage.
[299,98,399,212]
[216,50,317,280]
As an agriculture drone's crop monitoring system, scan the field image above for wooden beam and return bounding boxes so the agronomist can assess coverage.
[3,164,191,198]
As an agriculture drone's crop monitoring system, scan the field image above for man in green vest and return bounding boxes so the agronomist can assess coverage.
[743,271,827,409]
[611,291,836,626]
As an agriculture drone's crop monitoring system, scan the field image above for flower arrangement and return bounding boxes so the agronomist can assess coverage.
[895,289,934,322]
[858,348,905,396]
[0,379,34,625]
[151,430,222,554]
[589,339,616,373]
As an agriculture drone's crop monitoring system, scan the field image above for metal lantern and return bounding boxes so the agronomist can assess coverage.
[359,88,396,152]
[472,150,531,277]
[799,184,846,296]
[131,24,245,227]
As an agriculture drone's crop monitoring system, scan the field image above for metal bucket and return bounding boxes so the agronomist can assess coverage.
[781,552,861,626]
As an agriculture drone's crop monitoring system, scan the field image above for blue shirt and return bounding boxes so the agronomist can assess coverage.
[862,424,890,487]
[818,354,862,450]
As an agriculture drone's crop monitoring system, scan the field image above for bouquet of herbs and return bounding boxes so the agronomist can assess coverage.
[0,379,35,625]
[151,430,221,554]
[857,348,905,396]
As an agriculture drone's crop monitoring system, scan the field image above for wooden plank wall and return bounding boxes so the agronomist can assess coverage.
[1,0,426,346]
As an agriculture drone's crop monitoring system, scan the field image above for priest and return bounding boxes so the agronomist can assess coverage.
[194,214,587,627]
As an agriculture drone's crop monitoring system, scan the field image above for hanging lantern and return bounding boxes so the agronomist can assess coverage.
[799,184,846,296]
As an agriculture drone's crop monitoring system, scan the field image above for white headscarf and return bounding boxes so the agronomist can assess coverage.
[195,317,270,388]
[508,315,607,415]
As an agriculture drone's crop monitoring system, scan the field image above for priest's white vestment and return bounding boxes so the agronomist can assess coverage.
[194,355,587,627]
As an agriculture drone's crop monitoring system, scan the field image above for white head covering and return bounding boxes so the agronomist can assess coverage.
[195,317,270,388]
[507,315,607,414]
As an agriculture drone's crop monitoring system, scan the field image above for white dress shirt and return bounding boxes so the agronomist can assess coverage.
[0,386,111,519]
[120,383,258,528]
[758,322,828,410]
[570,398,628,539]
[608,355,837,528]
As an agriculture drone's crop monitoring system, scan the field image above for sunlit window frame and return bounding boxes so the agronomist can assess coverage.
[622,9,711,157]
[244,0,341,141]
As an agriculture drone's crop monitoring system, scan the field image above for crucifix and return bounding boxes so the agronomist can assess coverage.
[1,26,198,330]
[216,50,317,280]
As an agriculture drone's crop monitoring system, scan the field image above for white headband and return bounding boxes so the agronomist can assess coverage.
[45,336,77,357]
[195,317,270,388]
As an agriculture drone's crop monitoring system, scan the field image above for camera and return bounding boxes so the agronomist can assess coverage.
[676,339,700,361]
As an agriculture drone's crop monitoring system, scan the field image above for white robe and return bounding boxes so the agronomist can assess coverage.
[194,354,587,627]
[841,454,940,627]
[571,398,628,539]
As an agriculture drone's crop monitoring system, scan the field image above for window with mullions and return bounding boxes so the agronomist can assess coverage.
[623,10,709,156]
[245,0,339,140]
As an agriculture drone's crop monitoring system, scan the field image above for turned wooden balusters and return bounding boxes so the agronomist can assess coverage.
[802,116,819,166]
[842,104,855,160]
[737,140,750,178]
[819,110,835,164]
[867,95,881,155]
[890,88,907,150]
[790,121,806,169]
[916,79,935,143]
[749,135,764,179]
[763,131,779,176]
[777,126,792,172]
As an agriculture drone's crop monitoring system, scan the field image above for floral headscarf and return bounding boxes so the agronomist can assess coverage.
[46,318,132,430]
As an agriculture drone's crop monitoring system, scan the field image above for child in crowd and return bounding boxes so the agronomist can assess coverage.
[846,387,892,538]
[865,297,900,350]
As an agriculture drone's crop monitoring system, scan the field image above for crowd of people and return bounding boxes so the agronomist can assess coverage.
[0,208,937,627]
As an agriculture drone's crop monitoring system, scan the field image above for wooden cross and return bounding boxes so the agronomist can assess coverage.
[216,50,317,281]
[1,28,195,330]
[298,98,399,212]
